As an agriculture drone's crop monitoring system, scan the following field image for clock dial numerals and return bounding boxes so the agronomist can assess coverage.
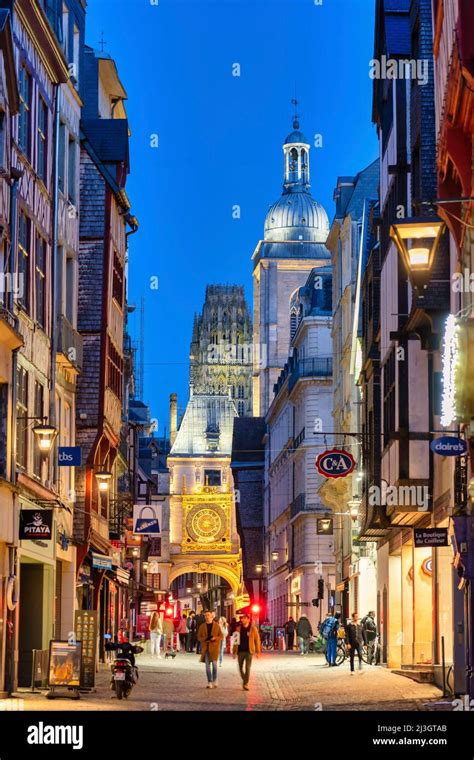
[186,505,227,544]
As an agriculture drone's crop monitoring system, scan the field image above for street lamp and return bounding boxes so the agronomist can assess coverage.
[95,469,112,492]
[390,217,445,288]
[32,421,57,454]
[347,497,362,521]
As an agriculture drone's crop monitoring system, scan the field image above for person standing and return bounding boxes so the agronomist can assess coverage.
[197,610,223,688]
[195,608,205,654]
[162,615,175,655]
[218,616,228,666]
[186,610,196,652]
[361,611,377,664]
[177,614,188,651]
[284,617,296,652]
[321,612,340,666]
[296,614,313,655]
[232,613,261,690]
[345,612,366,674]
[149,612,163,658]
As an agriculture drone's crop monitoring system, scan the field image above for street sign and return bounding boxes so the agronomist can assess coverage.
[414,528,449,548]
[317,517,333,535]
[58,446,82,466]
[133,504,162,535]
[430,437,467,457]
[315,449,356,479]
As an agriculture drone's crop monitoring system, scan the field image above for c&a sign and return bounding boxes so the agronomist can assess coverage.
[315,449,356,479]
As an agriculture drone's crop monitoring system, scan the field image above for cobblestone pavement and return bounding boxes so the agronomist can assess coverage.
[12,652,443,712]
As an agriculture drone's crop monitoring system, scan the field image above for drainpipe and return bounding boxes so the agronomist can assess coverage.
[49,85,61,453]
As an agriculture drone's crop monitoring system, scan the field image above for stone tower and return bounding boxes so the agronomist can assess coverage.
[252,115,331,416]
[189,285,253,416]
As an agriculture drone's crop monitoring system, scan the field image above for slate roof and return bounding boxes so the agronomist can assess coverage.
[384,13,411,56]
[170,394,237,457]
[345,159,380,218]
[81,118,129,166]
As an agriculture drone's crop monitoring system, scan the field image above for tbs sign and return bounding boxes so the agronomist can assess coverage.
[58,446,82,466]
[315,449,356,479]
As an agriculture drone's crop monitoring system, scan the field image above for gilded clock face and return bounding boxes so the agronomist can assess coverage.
[186,504,227,544]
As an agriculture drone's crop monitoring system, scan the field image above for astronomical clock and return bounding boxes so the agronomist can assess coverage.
[182,487,231,553]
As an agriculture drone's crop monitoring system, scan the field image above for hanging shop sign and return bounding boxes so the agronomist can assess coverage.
[92,552,112,570]
[317,517,334,535]
[48,640,82,688]
[19,509,53,540]
[74,610,97,689]
[414,528,449,548]
[133,504,162,535]
[430,437,467,457]
[58,446,82,466]
[315,449,356,479]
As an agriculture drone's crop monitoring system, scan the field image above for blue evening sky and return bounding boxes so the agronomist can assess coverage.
[85,0,377,431]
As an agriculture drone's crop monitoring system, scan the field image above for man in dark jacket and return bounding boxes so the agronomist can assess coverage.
[284,617,296,651]
[345,612,366,673]
[186,611,197,652]
[296,615,313,655]
[194,608,205,654]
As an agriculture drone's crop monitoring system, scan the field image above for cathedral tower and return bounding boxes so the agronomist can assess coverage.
[252,115,331,416]
[189,285,253,416]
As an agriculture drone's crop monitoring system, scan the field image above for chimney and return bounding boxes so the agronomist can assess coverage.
[170,393,177,447]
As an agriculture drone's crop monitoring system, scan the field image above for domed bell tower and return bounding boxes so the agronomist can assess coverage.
[283,118,310,191]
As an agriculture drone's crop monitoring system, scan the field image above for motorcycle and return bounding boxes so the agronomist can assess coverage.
[106,641,144,700]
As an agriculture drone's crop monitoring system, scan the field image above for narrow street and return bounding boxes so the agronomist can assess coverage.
[15,652,442,712]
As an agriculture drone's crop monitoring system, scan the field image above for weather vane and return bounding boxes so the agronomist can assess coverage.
[291,93,300,128]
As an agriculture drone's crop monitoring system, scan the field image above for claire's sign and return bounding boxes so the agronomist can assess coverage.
[315,449,356,479]
[430,437,467,457]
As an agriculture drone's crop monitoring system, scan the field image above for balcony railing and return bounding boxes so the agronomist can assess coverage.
[57,315,83,371]
[288,357,333,391]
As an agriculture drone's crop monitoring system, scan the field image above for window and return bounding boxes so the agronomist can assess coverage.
[106,339,123,401]
[18,212,30,312]
[35,235,46,328]
[68,137,77,203]
[238,401,245,416]
[16,366,28,469]
[203,469,221,487]
[72,24,80,84]
[65,254,75,324]
[58,122,66,192]
[290,311,297,340]
[237,384,244,399]
[62,4,69,56]
[383,349,396,448]
[33,381,44,478]
[37,98,47,182]
[112,252,124,306]
[18,65,31,157]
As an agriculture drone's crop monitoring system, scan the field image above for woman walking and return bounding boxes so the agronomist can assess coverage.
[177,614,188,651]
[218,616,228,666]
[149,612,163,658]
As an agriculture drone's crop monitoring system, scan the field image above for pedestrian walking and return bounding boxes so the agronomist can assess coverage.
[320,611,340,666]
[361,610,377,664]
[218,616,228,666]
[163,615,175,655]
[195,608,205,654]
[229,616,238,636]
[232,613,261,690]
[345,612,366,674]
[296,614,313,655]
[197,610,223,688]
[284,616,296,651]
[186,610,196,652]
[177,614,188,651]
[149,611,163,658]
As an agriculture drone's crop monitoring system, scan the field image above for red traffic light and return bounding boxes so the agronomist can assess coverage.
[251,603,261,614]
[166,607,173,616]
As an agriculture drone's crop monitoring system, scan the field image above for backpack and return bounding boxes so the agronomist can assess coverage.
[320,617,337,640]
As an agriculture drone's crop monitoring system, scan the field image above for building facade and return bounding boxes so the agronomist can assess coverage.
[265,268,334,632]
[190,284,253,417]
[325,162,379,622]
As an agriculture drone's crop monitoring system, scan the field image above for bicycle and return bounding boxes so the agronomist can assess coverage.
[261,630,274,651]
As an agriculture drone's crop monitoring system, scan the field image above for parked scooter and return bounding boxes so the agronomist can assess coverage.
[105,636,144,700]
